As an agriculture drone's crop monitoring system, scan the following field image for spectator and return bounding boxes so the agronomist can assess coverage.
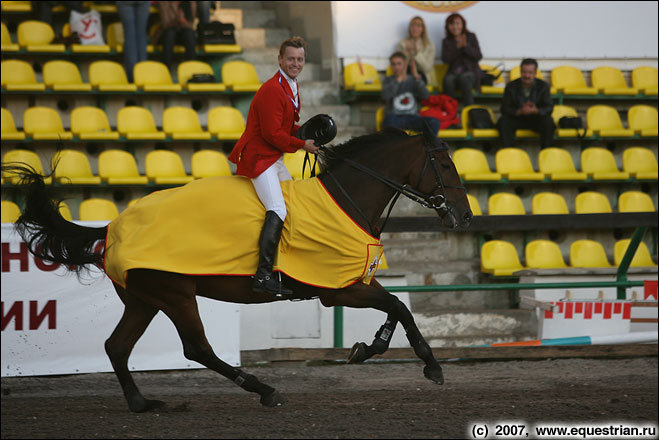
[497,58,555,148]
[197,0,211,26]
[157,1,197,71]
[396,16,435,85]
[382,52,440,135]
[117,1,150,83]
[441,13,482,107]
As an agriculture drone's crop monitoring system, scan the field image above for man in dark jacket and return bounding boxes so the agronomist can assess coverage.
[497,58,555,148]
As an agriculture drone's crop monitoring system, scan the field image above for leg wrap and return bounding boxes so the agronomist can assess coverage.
[371,319,396,354]
[235,372,275,396]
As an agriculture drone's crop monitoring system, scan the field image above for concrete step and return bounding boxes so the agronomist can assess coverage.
[242,8,278,28]
[235,27,291,49]
[298,81,341,106]
[299,104,351,132]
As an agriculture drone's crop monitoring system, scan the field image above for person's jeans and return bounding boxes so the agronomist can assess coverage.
[443,71,476,106]
[117,1,150,82]
[497,113,556,148]
[161,27,197,71]
[382,114,441,136]
[197,0,211,25]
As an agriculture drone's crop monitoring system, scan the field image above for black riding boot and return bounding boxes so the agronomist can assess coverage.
[253,211,293,296]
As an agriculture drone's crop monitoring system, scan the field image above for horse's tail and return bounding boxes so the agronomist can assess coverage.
[2,163,107,274]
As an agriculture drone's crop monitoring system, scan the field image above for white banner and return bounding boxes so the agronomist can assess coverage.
[1,223,240,377]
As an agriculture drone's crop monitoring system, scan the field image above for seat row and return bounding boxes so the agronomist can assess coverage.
[1,1,139,14]
[346,62,658,97]
[481,239,657,276]
[1,148,316,186]
[454,146,658,182]
[467,190,655,217]
[2,198,121,222]
[1,105,246,142]
[1,59,261,93]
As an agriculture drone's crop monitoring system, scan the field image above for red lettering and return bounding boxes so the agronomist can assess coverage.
[1,301,24,331]
[1,242,29,272]
[29,300,56,330]
[35,257,60,272]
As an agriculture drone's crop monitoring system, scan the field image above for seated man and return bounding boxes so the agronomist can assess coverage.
[497,58,555,148]
[382,52,440,135]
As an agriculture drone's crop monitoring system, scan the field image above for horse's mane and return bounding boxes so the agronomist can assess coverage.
[317,128,412,173]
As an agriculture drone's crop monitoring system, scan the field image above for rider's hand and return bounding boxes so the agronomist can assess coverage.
[303,139,319,154]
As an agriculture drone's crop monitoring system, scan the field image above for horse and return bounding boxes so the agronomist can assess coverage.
[3,124,472,413]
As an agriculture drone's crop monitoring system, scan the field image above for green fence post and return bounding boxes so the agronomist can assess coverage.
[333,306,343,348]
[616,226,647,300]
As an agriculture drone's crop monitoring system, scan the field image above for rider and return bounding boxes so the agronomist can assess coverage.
[228,36,319,296]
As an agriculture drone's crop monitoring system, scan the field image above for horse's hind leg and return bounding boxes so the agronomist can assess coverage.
[106,282,162,413]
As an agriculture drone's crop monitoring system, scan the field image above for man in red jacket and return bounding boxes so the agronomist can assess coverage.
[228,36,318,296]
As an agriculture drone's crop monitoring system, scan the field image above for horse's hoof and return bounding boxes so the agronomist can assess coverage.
[129,398,166,413]
[260,391,285,407]
[423,365,444,385]
[347,342,368,364]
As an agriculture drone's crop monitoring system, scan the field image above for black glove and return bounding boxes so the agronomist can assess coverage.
[295,114,337,146]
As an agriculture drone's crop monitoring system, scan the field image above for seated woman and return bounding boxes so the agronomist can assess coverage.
[396,16,436,85]
[441,13,483,107]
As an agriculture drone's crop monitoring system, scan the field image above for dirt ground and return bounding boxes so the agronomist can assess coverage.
[1,357,657,439]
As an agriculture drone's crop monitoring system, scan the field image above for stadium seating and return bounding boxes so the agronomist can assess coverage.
[117,106,166,140]
[23,107,73,140]
[531,192,569,214]
[453,148,502,181]
[551,65,598,95]
[433,64,449,93]
[208,106,245,140]
[614,240,656,267]
[79,198,120,221]
[43,60,92,91]
[58,201,72,221]
[495,148,545,181]
[1,200,21,223]
[585,105,635,138]
[580,147,630,180]
[17,20,65,52]
[343,62,382,92]
[1,59,46,91]
[145,150,194,185]
[61,22,110,53]
[283,149,320,179]
[509,65,545,81]
[134,61,182,92]
[178,60,226,92]
[462,105,498,138]
[1,108,26,141]
[2,149,52,184]
[551,105,583,138]
[481,240,525,276]
[525,240,568,268]
[569,239,612,268]
[466,194,482,216]
[538,148,587,181]
[191,150,232,179]
[1,22,19,52]
[162,106,211,140]
[591,66,638,95]
[51,149,101,184]
[631,66,658,96]
[479,64,505,95]
[488,193,525,215]
[105,21,124,52]
[70,106,119,140]
[89,60,137,91]
[221,60,261,92]
[627,105,658,137]
[575,191,613,214]
[618,191,655,212]
[622,147,658,180]
[375,106,385,132]
[97,149,148,184]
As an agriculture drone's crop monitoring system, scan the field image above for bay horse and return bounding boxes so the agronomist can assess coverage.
[3,124,471,412]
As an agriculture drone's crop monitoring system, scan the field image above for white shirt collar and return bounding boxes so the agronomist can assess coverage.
[279,67,298,99]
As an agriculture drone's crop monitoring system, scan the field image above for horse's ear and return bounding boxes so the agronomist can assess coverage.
[421,118,435,142]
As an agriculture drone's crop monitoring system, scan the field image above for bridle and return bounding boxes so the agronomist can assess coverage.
[317,138,468,237]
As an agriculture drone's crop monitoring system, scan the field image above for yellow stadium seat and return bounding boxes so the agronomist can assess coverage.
[1,200,21,223]
[375,106,385,132]
[525,240,568,269]
[622,147,658,180]
[98,149,148,184]
[2,149,52,184]
[550,66,598,95]
[479,64,505,95]
[462,105,498,138]
[106,21,124,52]
[509,65,544,82]
[89,60,138,91]
[618,191,655,212]
[1,59,46,91]
[433,64,449,93]
[551,105,583,138]
[208,106,245,140]
[580,147,630,180]
[1,22,19,51]
[466,194,482,216]
[178,60,226,92]
[17,20,65,52]
[585,105,634,138]
[52,149,101,184]
[591,66,638,96]
[222,60,261,92]
[162,106,211,140]
[570,240,612,268]
[538,148,587,181]
[481,240,525,276]
[58,201,72,221]
[145,150,194,185]
[1,108,26,141]
[627,105,658,137]
[614,240,656,267]
[79,198,119,221]
[134,61,182,92]
[191,150,232,179]
[531,192,569,214]
[452,148,502,181]
[1,1,32,12]
[117,106,166,140]
[127,198,142,208]
[70,106,119,140]
[23,107,73,140]
[488,193,525,215]
[575,192,612,214]
[631,66,658,96]
[283,149,320,179]
[343,62,382,92]
[495,148,545,181]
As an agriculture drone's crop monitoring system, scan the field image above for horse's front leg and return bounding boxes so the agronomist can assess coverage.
[319,279,444,385]
[346,314,398,364]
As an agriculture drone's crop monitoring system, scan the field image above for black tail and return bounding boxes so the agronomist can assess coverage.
[2,163,107,274]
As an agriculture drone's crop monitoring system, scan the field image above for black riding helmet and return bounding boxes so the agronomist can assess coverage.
[295,114,337,146]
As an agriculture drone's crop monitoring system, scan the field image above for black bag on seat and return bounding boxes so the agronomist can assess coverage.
[197,21,236,45]
[558,116,583,130]
[468,108,495,129]
[188,73,217,83]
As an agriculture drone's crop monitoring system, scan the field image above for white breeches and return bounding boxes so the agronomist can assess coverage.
[251,157,292,221]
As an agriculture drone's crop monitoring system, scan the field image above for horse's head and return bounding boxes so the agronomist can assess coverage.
[409,123,472,229]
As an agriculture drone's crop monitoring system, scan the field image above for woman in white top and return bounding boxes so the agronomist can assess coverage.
[396,16,436,86]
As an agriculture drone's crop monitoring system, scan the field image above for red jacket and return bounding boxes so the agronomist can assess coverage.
[228,71,306,178]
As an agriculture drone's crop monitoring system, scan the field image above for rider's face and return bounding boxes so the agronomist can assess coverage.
[278,46,306,80]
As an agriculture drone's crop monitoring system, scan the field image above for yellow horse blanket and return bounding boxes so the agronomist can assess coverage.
[104,176,384,289]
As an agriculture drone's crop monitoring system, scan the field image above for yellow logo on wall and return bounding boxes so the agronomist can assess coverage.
[402,1,478,13]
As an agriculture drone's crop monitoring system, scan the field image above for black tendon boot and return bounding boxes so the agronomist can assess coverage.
[252,211,294,296]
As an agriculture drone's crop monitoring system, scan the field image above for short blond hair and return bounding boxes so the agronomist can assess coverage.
[279,36,307,56]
